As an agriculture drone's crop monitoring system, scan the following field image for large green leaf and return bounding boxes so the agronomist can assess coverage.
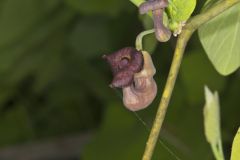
[198,3,240,75]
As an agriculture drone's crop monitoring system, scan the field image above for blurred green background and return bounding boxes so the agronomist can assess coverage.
[0,0,239,160]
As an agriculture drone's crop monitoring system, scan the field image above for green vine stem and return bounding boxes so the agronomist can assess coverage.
[142,0,240,160]
[136,29,155,50]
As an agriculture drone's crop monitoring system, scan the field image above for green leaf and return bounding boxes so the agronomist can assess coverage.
[203,86,225,160]
[167,0,196,34]
[198,3,240,75]
[231,128,240,160]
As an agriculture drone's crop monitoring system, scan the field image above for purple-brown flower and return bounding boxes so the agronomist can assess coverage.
[103,48,157,111]
[103,47,143,88]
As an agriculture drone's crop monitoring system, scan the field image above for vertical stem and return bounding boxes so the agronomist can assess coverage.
[142,29,193,160]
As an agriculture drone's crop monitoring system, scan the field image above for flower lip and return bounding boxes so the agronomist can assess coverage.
[103,47,143,88]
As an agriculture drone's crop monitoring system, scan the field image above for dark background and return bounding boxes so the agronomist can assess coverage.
[0,0,239,160]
